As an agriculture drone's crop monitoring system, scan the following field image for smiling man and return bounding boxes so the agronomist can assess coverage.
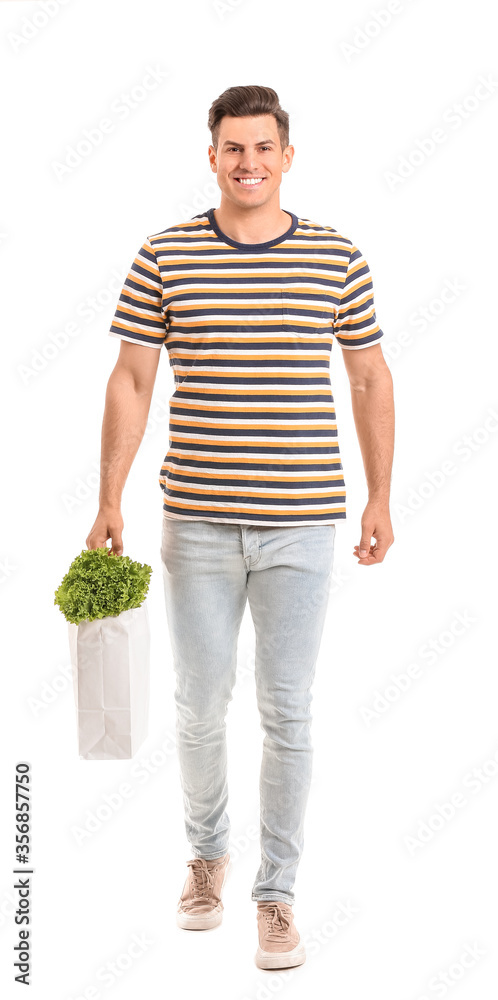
[211,116,293,242]
[87,84,395,970]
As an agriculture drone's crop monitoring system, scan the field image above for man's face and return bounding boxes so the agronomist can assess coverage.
[208,114,294,210]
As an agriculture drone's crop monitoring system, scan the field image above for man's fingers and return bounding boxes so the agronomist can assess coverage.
[111,535,123,556]
[353,540,388,564]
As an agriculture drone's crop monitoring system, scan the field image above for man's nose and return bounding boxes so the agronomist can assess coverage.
[237,153,259,171]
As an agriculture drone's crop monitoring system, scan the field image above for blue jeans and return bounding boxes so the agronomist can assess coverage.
[160,515,336,904]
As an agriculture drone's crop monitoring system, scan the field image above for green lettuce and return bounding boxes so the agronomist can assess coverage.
[54,547,152,625]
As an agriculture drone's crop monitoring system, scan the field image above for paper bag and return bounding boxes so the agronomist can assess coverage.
[68,602,150,760]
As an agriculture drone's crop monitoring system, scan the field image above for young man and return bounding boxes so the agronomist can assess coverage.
[86,84,395,970]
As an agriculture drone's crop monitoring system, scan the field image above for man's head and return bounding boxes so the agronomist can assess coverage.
[207,85,294,211]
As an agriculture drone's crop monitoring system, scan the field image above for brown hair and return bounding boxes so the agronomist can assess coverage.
[207,85,290,153]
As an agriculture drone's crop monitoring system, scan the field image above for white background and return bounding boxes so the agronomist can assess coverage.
[1,0,497,996]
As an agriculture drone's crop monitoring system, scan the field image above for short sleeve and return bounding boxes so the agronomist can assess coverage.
[108,237,167,349]
[333,245,384,350]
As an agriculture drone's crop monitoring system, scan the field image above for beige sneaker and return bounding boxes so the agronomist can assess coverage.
[177,854,231,930]
[255,901,306,969]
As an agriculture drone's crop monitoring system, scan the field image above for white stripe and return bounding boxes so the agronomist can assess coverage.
[162,497,344,511]
[108,331,162,347]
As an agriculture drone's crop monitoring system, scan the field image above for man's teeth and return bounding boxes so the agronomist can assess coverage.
[237,178,264,185]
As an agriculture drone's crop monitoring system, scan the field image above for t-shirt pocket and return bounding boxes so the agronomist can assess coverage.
[280,285,333,337]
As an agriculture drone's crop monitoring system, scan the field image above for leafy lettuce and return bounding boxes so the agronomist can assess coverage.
[54,547,152,625]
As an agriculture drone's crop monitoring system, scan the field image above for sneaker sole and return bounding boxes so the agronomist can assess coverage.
[254,942,306,970]
[177,857,231,930]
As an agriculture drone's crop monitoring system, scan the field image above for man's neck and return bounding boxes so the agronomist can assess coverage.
[212,203,291,245]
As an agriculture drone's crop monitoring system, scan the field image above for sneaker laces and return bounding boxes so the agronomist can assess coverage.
[186,859,221,905]
[258,902,292,940]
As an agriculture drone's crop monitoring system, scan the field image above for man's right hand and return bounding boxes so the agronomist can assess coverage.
[86,508,124,555]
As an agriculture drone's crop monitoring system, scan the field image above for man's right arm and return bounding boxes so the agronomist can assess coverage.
[86,340,161,555]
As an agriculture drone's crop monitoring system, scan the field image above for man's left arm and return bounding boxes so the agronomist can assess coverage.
[341,343,395,565]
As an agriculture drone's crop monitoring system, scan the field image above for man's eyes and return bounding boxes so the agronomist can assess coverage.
[227,146,271,152]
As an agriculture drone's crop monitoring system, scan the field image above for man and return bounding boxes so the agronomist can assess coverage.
[86,84,395,970]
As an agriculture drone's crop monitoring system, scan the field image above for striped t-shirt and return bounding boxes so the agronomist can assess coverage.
[108,208,384,525]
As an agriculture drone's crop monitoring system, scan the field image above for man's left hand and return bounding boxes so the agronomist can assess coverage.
[353,502,394,565]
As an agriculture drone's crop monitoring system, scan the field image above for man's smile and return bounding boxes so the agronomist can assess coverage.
[234,177,265,187]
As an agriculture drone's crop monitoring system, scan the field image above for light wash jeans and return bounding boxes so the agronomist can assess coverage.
[160,515,336,904]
